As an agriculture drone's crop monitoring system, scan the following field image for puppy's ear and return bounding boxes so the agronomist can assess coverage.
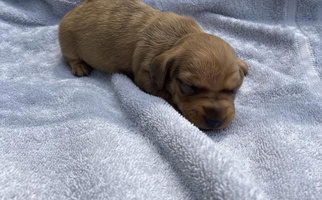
[150,50,175,90]
[237,59,248,76]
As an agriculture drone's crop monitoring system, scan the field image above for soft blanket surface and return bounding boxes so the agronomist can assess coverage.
[1,0,321,199]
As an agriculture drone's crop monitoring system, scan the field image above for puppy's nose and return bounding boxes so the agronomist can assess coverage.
[205,117,225,129]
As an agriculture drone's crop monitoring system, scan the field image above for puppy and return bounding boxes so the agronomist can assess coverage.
[59,0,248,130]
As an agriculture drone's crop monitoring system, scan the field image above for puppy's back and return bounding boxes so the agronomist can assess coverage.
[59,0,158,73]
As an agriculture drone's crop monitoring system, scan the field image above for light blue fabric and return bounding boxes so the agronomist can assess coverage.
[1,0,321,199]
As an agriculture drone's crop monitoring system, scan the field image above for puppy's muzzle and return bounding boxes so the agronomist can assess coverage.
[204,116,225,129]
[201,105,233,130]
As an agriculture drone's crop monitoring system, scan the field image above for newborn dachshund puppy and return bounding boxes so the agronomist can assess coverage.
[59,0,248,130]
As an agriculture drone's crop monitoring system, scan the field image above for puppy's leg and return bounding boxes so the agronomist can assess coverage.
[66,58,92,77]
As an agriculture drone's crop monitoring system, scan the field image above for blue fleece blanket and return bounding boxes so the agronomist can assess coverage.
[1,0,321,199]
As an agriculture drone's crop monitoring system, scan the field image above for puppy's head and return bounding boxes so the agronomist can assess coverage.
[150,33,248,130]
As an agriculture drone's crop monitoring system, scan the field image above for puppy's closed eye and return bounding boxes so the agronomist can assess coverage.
[178,79,199,96]
[222,84,241,95]
[222,88,238,95]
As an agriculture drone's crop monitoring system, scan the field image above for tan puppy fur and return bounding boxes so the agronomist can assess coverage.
[59,0,248,130]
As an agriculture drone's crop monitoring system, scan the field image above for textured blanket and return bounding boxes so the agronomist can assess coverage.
[1,0,321,199]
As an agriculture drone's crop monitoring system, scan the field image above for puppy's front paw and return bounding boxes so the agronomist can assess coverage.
[69,60,92,77]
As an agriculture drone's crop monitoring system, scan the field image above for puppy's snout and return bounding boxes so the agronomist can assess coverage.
[204,116,225,129]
